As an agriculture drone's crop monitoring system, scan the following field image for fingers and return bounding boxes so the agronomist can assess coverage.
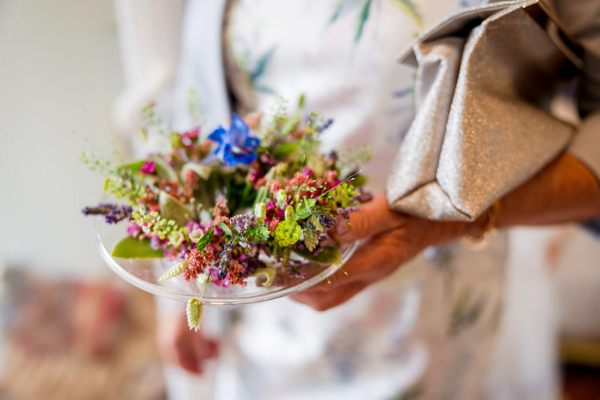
[173,340,204,374]
[158,313,219,375]
[318,226,413,291]
[192,336,219,360]
[290,281,367,311]
[334,194,407,243]
[292,226,418,311]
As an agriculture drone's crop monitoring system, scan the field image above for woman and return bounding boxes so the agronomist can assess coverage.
[115,0,600,398]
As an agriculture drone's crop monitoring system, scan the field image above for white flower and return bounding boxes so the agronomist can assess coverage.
[169,230,185,247]
[189,228,204,243]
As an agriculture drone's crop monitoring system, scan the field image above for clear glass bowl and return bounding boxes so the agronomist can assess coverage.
[95,218,357,305]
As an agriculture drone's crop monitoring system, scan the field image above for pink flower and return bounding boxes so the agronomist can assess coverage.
[140,161,156,174]
[301,167,314,177]
[182,127,200,146]
[127,223,142,237]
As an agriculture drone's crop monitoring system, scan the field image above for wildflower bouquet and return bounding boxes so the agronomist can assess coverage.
[83,104,370,330]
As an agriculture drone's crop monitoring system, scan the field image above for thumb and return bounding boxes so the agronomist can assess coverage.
[334,194,407,242]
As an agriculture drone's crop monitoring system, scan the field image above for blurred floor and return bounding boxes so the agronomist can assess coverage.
[0,270,165,400]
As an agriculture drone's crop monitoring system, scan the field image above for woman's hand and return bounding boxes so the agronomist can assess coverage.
[290,195,475,311]
[157,311,219,374]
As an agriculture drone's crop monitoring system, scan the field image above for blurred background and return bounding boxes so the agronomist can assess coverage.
[0,0,599,399]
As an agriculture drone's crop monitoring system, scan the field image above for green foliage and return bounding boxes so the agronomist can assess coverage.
[149,156,178,181]
[309,215,324,231]
[303,223,318,252]
[181,162,211,180]
[186,298,203,332]
[80,152,115,175]
[245,225,270,243]
[326,182,356,208]
[115,160,145,177]
[254,202,267,224]
[104,176,146,204]
[196,227,214,252]
[219,222,233,236]
[293,246,341,264]
[111,237,163,259]
[159,191,194,227]
[273,142,299,158]
[284,205,295,221]
[295,198,316,221]
[224,176,257,214]
[280,113,301,137]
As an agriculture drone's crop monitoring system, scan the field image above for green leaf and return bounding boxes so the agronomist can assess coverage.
[246,225,270,242]
[225,176,257,213]
[111,237,163,259]
[254,188,269,207]
[159,262,186,281]
[254,202,267,224]
[293,246,341,265]
[195,228,214,251]
[181,162,212,180]
[186,298,203,332]
[273,142,299,158]
[352,175,367,187]
[354,0,372,43]
[281,114,301,136]
[297,93,306,110]
[295,198,316,221]
[219,222,233,236]
[149,156,178,181]
[159,191,194,227]
[115,160,145,177]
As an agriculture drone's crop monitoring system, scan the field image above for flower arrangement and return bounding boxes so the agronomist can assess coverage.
[83,101,370,330]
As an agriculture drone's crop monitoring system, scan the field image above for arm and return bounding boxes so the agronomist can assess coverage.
[291,153,600,311]
[292,0,600,311]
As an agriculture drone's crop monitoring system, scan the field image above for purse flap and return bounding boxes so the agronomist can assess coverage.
[399,0,537,66]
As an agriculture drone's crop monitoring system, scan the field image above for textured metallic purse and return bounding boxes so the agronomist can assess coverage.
[386,0,582,221]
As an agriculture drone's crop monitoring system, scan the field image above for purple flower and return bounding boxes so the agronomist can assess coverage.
[140,161,156,174]
[208,114,260,166]
[82,203,132,224]
[318,118,334,133]
[230,214,256,233]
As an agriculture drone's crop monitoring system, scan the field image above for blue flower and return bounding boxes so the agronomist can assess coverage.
[208,114,260,166]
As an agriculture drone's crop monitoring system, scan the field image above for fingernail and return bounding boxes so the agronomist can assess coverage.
[336,220,350,236]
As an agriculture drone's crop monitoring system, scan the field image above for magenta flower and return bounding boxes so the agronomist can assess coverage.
[140,161,156,174]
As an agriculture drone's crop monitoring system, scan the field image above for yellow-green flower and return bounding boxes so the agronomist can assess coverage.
[274,219,302,247]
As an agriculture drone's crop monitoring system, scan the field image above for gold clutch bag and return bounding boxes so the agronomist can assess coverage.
[386,0,582,221]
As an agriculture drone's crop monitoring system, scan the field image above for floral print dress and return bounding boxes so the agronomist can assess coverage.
[192,1,507,399]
